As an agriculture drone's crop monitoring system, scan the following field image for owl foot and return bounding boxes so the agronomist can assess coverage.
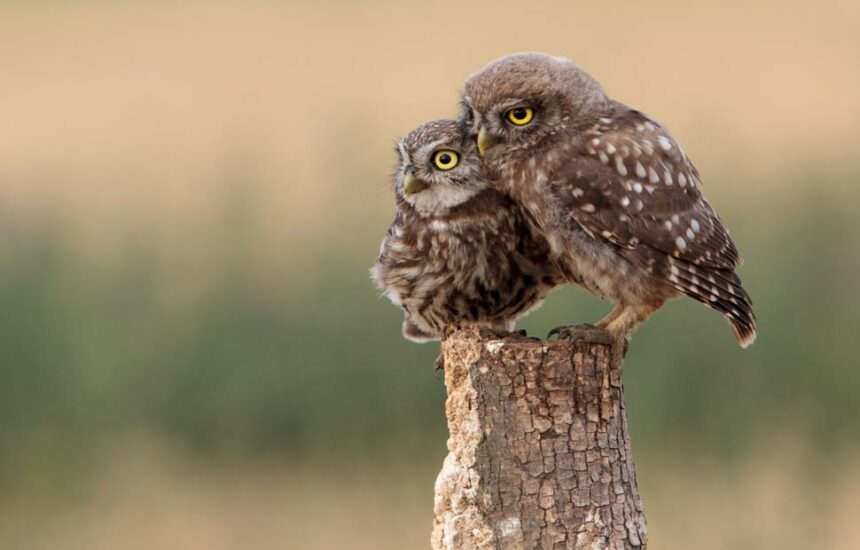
[512,329,541,341]
[478,327,541,343]
[478,327,514,340]
[549,324,630,357]
[512,329,542,343]
[547,324,615,346]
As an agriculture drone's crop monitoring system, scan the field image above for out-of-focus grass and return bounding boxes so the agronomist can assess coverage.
[2,176,858,480]
[2,440,859,550]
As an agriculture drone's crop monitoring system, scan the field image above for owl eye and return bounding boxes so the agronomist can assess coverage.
[506,106,534,126]
[433,150,459,171]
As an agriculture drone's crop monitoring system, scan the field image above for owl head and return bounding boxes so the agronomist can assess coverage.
[461,53,608,159]
[394,119,487,215]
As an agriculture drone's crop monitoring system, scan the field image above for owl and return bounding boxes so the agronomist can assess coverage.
[371,119,561,344]
[460,53,756,347]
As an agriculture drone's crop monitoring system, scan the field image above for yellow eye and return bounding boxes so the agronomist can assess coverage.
[506,106,534,126]
[433,150,459,170]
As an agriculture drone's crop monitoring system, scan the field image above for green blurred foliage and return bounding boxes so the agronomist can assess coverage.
[1,167,858,488]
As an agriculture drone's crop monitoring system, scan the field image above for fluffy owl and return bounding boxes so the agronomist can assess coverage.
[371,119,561,343]
[461,53,756,347]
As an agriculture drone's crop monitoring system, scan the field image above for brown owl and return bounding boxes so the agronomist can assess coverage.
[371,119,561,344]
[461,53,756,347]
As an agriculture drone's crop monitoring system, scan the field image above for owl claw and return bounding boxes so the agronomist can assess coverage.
[434,353,445,371]
[547,324,615,346]
[515,329,542,343]
[512,328,541,342]
[475,327,541,343]
[477,327,512,340]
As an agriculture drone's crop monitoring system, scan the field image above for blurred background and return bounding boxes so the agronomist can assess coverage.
[1,1,858,548]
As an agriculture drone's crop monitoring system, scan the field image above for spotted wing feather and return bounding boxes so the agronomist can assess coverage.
[552,104,755,345]
[553,104,739,269]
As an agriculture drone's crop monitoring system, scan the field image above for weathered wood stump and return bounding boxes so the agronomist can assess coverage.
[431,327,646,549]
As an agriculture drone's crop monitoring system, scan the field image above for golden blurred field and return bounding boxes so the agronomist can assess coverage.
[1,1,860,548]
[3,0,858,262]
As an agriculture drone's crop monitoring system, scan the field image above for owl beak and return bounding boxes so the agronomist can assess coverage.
[477,126,498,156]
[403,173,429,195]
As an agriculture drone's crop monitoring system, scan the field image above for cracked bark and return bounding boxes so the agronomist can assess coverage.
[431,327,646,549]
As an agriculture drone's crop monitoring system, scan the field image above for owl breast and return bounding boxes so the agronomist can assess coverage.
[373,192,559,340]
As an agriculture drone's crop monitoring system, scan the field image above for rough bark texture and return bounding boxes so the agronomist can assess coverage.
[431,327,646,549]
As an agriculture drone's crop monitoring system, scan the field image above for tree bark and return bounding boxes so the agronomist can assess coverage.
[431,327,646,549]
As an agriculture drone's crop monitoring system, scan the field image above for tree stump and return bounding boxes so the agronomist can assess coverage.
[431,327,646,549]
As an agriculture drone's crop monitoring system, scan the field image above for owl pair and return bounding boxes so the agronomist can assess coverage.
[373,53,756,351]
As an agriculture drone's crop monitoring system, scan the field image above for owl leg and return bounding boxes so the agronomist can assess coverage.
[600,303,661,340]
[595,305,626,328]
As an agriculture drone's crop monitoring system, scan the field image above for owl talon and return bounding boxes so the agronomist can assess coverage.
[475,327,541,343]
[477,327,512,340]
[434,353,445,371]
[512,328,542,343]
[512,328,541,342]
[547,324,615,346]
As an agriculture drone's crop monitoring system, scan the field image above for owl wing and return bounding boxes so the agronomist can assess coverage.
[549,106,755,342]
[551,106,740,270]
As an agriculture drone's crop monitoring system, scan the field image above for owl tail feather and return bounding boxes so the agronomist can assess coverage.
[664,258,757,349]
[728,315,757,349]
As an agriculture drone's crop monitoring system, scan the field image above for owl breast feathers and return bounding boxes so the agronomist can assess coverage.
[462,53,756,347]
